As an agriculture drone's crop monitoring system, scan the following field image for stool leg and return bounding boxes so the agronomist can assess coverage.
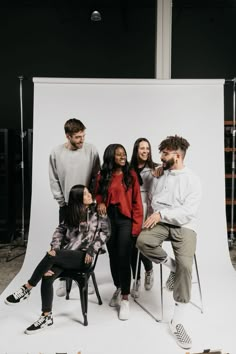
[160,263,163,321]
[91,272,102,305]
[194,254,204,313]
[66,278,73,300]
[77,276,88,326]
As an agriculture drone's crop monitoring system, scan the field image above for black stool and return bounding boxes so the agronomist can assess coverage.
[58,250,102,326]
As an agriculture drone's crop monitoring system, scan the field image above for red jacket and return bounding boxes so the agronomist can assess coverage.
[95,170,143,236]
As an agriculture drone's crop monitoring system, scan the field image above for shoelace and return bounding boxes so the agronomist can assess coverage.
[14,287,27,299]
[175,324,191,343]
[33,315,48,328]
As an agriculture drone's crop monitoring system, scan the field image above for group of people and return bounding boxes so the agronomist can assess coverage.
[4,118,202,350]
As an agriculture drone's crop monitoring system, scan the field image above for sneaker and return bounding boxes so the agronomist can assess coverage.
[25,312,53,335]
[144,269,154,290]
[5,285,31,305]
[109,288,121,307]
[119,299,129,320]
[169,320,192,349]
[130,280,141,298]
[165,271,175,291]
[88,280,95,295]
[56,280,66,297]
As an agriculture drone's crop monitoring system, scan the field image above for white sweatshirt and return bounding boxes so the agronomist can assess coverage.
[150,166,202,232]
[49,142,100,206]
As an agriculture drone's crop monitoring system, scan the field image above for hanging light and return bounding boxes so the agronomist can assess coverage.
[91,10,102,22]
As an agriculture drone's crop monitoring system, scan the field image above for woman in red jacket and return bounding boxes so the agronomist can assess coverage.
[95,143,143,320]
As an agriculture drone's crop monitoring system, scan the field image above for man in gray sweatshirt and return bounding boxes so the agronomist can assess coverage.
[49,118,100,295]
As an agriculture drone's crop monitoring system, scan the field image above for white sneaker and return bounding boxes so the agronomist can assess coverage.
[56,280,66,297]
[130,280,141,298]
[144,269,154,290]
[119,299,129,320]
[169,320,192,349]
[109,288,121,307]
[88,282,95,295]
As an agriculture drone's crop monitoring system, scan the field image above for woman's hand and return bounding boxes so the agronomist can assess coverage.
[97,202,107,216]
[85,253,93,264]
[152,165,164,178]
[44,270,55,276]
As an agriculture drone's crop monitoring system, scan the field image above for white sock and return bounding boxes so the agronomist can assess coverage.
[162,256,176,272]
[172,301,189,326]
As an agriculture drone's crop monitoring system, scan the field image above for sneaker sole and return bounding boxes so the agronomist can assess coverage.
[24,322,53,335]
[4,297,29,306]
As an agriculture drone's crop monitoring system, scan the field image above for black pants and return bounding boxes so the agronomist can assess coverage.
[28,249,90,313]
[131,239,153,280]
[107,205,133,296]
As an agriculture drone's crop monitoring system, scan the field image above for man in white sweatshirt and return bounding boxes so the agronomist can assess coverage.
[137,135,202,350]
[49,118,100,296]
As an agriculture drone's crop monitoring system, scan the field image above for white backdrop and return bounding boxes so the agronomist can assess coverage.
[0,78,236,354]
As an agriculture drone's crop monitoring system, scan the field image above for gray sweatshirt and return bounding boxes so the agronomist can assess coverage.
[49,142,100,206]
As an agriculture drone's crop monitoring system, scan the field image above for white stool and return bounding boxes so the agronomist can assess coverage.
[133,250,204,322]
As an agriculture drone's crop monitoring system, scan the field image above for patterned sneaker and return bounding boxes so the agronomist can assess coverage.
[109,288,121,307]
[130,280,141,298]
[169,320,192,349]
[119,299,129,320]
[165,271,175,291]
[144,269,154,290]
[25,312,53,335]
[5,285,31,305]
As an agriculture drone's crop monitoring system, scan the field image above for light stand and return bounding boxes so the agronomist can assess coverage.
[6,76,27,262]
[228,78,236,248]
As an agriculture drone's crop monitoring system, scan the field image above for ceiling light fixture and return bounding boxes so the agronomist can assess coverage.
[91,10,102,22]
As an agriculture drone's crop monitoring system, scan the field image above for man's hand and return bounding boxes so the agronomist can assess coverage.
[97,202,107,216]
[143,212,161,229]
[85,253,93,264]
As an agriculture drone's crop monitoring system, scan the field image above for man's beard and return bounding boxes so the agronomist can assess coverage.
[162,157,175,170]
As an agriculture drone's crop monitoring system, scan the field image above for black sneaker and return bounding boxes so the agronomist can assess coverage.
[5,285,31,305]
[25,312,53,335]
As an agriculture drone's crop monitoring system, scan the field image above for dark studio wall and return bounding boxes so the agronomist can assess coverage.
[1,0,236,242]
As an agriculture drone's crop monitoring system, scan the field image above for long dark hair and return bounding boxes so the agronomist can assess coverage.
[130,138,157,185]
[98,144,133,201]
[65,184,88,227]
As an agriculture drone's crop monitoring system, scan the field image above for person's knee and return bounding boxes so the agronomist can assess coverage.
[136,234,145,251]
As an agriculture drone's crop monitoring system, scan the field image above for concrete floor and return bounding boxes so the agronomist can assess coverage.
[0,240,236,295]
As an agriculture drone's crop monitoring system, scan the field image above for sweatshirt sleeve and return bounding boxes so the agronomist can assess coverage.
[50,224,67,250]
[49,152,65,207]
[86,214,111,257]
[131,171,143,236]
[89,150,101,196]
[160,175,202,226]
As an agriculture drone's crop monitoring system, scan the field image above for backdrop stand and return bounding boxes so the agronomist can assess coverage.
[5,76,28,262]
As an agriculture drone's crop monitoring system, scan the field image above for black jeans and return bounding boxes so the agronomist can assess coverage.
[107,205,133,296]
[28,249,90,313]
[131,239,153,280]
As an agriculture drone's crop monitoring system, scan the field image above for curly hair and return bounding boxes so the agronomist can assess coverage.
[98,144,133,201]
[159,135,190,158]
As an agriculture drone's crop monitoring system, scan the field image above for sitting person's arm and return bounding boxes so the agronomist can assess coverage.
[50,223,67,250]
[86,213,111,257]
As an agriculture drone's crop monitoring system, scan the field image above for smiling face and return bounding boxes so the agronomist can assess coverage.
[83,187,93,206]
[67,130,85,150]
[160,149,178,170]
[137,140,150,164]
[114,147,127,167]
